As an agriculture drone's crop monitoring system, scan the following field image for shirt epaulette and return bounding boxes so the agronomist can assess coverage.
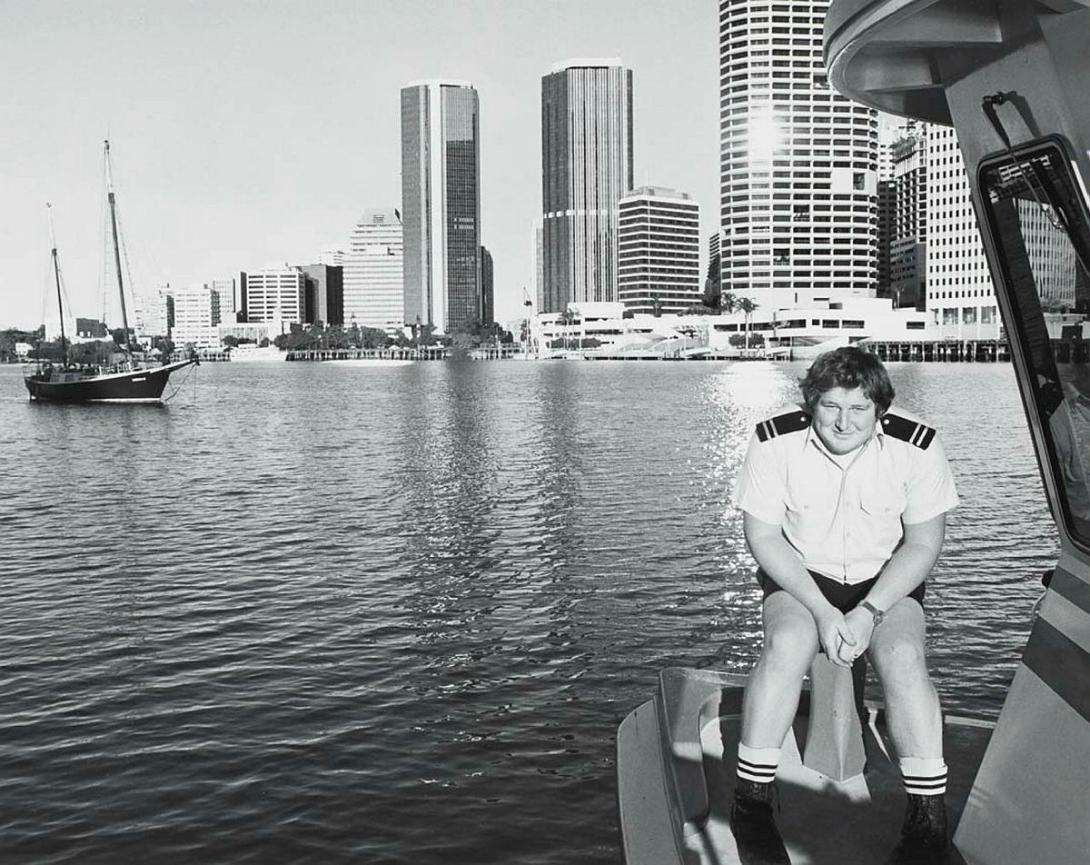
[756,410,811,442]
[880,411,936,449]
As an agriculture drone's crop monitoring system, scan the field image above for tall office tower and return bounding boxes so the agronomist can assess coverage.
[211,278,237,320]
[300,264,344,325]
[401,80,481,334]
[541,59,634,313]
[318,248,345,267]
[240,264,306,330]
[343,209,404,332]
[617,187,701,315]
[889,121,929,309]
[926,126,998,339]
[170,283,222,348]
[719,1,878,298]
[480,246,494,325]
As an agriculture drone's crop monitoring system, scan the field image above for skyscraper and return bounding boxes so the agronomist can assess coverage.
[541,59,633,313]
[343,209,403,332]
[926,126,998,339]
[719,1,878,299]
[888,122,929,310]
[401,80,481,334]
[617,187,701,315]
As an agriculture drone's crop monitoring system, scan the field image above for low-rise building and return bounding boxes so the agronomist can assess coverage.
[528,297,929,359]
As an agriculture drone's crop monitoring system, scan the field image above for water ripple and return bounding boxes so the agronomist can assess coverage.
[0,360,1059,864]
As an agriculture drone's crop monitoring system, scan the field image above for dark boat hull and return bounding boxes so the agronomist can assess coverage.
[24,359,196,403]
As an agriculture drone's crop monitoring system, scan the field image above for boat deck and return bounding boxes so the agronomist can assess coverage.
[617,669,993,865]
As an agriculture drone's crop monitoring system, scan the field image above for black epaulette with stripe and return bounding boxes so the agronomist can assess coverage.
[881,411,936,449]
[756,410,811,442]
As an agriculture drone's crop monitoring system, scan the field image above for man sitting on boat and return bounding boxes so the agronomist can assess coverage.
[731,346,959,864]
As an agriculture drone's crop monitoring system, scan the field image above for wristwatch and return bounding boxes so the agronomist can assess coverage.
[860,600,885,627]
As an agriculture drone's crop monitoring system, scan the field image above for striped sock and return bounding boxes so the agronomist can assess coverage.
[737,743,781,785]
[900,756,947,796]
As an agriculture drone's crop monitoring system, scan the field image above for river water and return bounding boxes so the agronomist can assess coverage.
[0,359,1058,864]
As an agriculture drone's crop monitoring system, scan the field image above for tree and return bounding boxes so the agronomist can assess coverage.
[737,297,758,350]
[67,340,113,366]
[111,327,136,352]
[153,336,175,363]
[558,308,577,351]
[326,325,349,350]
[221,334,240,348]
[360,326,388,349]
[729,332,765,348]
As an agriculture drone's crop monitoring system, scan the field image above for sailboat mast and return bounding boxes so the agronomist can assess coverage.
[104,140,132,351]
[46,202,67,360]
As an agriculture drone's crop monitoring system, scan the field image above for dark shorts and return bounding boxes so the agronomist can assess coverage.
[756,568,925,613]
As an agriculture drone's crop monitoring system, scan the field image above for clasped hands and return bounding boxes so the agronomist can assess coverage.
[817,606,876,668]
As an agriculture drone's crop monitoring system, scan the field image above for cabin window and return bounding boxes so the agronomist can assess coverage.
[978,138,1090,549]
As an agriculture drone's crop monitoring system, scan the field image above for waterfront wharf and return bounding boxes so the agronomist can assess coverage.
[285,344,524,361]
[286,347,444,361]
[863,339,1010,362]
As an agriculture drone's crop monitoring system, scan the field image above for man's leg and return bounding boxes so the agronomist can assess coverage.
[741,590,821,747]
[867,598,948,863]
[731,591,819,862]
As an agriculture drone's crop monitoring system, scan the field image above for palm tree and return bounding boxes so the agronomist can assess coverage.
[559,308,576,352]
[721,291,738,315]
[737,297,758,351]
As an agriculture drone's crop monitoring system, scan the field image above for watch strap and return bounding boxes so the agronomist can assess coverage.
[860,600,885,626]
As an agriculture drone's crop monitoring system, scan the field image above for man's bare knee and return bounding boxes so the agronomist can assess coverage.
[870,635,930,694]
[759,618,818,678]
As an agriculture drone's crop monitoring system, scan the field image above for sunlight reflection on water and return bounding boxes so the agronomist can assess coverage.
[0,360,1057,864]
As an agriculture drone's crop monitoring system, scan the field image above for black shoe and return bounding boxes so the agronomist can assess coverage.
[886,793,949,864]
[730,779,791,865]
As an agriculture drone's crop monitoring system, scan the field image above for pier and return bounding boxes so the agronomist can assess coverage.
[862,339,1010,363]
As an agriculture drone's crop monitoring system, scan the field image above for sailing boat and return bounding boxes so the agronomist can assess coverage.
[24,140,196,403]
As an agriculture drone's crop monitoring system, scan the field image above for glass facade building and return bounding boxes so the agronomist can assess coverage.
[401,80,481,334]
[719,1,878,297]
[541,60,633,313]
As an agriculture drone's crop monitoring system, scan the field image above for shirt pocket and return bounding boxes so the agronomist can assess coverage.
[859,484,907,518]
[784,481,831,542]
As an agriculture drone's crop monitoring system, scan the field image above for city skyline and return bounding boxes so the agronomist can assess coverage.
[0,0,719,331]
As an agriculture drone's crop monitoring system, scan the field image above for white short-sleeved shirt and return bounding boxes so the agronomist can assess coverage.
[732,405,960,584]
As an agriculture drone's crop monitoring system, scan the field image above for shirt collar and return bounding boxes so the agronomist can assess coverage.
[804,417,884,460]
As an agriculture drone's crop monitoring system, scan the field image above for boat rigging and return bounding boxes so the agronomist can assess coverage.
[24,141,197,403]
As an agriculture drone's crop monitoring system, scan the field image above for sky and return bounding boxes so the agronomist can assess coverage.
[0,0,720,331]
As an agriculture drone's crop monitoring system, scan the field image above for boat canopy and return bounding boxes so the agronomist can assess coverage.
[825,0,1090,125]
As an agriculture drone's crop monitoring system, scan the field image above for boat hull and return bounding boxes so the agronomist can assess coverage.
[24,359,197,403]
